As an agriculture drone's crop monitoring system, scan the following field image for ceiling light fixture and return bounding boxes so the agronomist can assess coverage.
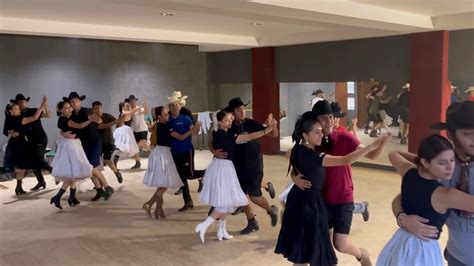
[251,22,264,26]
[160,12,175,16]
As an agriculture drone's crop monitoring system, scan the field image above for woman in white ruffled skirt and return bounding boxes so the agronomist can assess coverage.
[141,106,200,219]
[195,110,276,244]
[377,135,474,266]
[50,101,98,209]
[113,102,140,156]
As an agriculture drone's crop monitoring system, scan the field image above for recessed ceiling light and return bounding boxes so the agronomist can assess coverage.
[160,12,175,16]
[251,22,264,26]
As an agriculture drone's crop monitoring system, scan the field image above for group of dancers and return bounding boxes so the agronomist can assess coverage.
[2,89,473,266]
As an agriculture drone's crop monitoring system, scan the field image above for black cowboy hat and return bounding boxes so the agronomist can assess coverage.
[63,92,86,102]
[10,93,30,103]
[330,102,346,118]
[312,89,324,96]
[126,95,139,101]
[311,100,333,117]
[226,97,250,111]
[431,101,474,131]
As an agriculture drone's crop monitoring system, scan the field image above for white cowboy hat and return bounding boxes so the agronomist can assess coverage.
[402,83,410,89]
[167,91,188,104]
[465,86,474,93]
[451,85,457,89]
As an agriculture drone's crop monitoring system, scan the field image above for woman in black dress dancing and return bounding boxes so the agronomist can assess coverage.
[4,97,46,195]
[275,111,383,266]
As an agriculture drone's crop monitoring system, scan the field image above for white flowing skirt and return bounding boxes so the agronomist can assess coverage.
[199,158,248,208]
[51,138,93,181]
[278,180,294,204]
[376,228,443,266]
[143,146,183,188]
[113,126,139,155]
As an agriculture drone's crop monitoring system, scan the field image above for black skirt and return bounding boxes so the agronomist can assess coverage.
[7,137,34,170]
[275,186,337,265]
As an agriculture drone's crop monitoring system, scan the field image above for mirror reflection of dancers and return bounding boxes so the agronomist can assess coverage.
[275,111,383,266]
[141,106,199,219]
[92,101,124,183]
[113,101,140,167]
[11,94,53,191]
[4,97,47,195]
[195,110,276,243]
[64,92,114,201]
[50,101,96,209]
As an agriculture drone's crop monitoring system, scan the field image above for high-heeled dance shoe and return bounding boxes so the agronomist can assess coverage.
[15,187,27,195]
[154,207,166,219]
[217,229,233,241]
[217,220,233,241]
[50,195,63,210]
[142,203,153,219]
[194,223,207,244]
[68,197,81,206]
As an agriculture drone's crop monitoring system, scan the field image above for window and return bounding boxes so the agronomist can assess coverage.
[347,82,355,94]
[348,97,355,110]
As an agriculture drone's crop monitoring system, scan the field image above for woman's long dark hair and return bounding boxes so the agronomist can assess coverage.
[56,101,66,116]
[287,111,319,176]
[154,106,165,122]
[414,134,454,166]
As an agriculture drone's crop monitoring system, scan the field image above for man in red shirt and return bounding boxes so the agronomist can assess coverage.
[294,100,391,266]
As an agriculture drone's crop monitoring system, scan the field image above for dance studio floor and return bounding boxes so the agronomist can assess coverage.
[0,151,447,265]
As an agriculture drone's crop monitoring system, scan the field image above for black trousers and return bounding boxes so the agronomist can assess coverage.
[172,151,193,204]
[31,144,52,182]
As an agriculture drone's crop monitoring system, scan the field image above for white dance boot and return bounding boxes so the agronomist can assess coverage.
[194,216,215,244]
[217,219,233,241]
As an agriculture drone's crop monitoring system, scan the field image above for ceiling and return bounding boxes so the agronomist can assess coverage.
[1,0,473,51]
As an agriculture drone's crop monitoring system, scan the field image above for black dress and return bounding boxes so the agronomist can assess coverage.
[5,116,34,170]
[275,145,337,265]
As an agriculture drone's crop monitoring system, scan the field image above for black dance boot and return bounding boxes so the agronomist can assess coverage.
[197,178,203,193]
[91,188,104,201]
[268,205,279,227]
[68,188,81,206]
[50,189,66,209]
[265,182,275,199]
[31,169,46,191]
[114,171,123,184]
[240,217,260,235]
[103,186,114,201]
[15,180,27,195]
[131,160,141,169]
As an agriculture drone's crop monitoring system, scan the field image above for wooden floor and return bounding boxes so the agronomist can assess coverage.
[0,151,447,266]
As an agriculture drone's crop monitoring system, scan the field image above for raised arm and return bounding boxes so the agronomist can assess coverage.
[322,140,379,167]
[41,96,52,118]
[388,151,416,177]
[364,132,392,160]
[21,102,45,125]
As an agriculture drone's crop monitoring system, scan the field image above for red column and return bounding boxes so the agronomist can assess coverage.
[409,31,450,152]
[252,47,280,154]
